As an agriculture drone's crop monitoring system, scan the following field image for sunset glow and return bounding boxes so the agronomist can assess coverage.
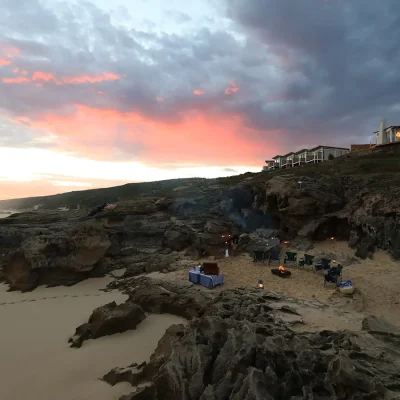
[0,0,394,200]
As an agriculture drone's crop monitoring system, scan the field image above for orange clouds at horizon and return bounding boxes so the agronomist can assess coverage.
[193,89,205,95]
[24,104,272,167]
[2,71,121,85]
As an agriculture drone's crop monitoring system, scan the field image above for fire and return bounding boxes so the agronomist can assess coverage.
[278,265,285,271]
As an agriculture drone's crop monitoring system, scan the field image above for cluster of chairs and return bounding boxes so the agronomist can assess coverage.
[253,250,343,285]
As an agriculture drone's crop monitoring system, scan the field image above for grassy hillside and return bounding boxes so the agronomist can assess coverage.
[0,178,207,210]
[1,150,399,211]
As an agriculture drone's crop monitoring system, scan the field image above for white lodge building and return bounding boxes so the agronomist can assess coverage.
[375,119,400,145]
[263,145,349,171]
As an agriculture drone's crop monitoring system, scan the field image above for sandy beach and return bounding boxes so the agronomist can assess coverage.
[161,240,400,329]
[0,277,186,400]
[0,232,399,399]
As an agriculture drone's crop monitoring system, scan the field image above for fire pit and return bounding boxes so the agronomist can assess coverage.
[271,265,291,278]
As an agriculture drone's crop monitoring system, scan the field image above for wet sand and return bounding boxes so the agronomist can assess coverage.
[0,277,186,400]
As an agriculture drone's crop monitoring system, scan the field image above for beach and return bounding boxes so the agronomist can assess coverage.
[160,239,400,329]
[0,220,399,398]
[0,277,186,400]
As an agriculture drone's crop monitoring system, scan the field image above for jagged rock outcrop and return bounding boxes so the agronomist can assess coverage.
[0,218,110,291]
[69,301,146,348]
[249,174,400,260]
[96,279,400,400]
[108,276,213,320]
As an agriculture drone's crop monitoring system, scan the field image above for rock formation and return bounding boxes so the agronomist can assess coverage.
[69,301,146,348]
[0,150,399,291]
[94,278,400,400]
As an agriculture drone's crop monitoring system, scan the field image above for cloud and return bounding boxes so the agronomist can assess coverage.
[225,0,400,141]
[0,0,400,199]
[0,147,260,199]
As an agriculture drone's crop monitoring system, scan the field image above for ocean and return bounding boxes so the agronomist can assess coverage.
[0,212,12,219]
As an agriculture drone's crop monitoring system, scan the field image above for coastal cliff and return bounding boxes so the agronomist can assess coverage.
[0,150,399,290]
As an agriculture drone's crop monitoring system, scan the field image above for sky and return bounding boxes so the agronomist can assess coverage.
[1,0,400,200]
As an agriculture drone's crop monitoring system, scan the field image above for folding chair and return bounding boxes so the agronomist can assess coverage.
[314,258,331,273]
[268,250,281,265]
[253,250,266,263]
[324,266,339,286]
[284,251,297,267]
[299,254,314,269]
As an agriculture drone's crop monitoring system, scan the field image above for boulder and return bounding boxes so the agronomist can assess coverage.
[69,301,146,348]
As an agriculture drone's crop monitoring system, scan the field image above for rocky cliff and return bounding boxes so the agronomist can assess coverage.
[78,277,400,400]
[0,150,399,291]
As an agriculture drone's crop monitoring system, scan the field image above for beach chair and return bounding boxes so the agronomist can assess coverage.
[298,254,314,269]
[314,258,331,273]
[253,250,266,263]
[284,252,297,267]
[324,266,339,286]
[268,250,280,265]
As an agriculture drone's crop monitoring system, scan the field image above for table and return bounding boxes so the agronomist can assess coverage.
[188,269,224,289]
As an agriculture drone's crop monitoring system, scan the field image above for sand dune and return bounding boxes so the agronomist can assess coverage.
[0,277,186,400]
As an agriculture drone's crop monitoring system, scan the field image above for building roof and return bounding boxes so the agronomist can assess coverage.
[272,155,283,159]
[374,125,400,133]
[282,152,294,157]
[309,145,349,151]
[293,148,309,155]
[264,160,275,163]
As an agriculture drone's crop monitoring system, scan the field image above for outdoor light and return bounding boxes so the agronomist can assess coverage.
[330,237,335,240]
[258,280,264,290]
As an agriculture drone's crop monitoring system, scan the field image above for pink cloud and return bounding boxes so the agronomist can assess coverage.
[225,81,239,95]
[2,71,121,85]
[20,104,274,167]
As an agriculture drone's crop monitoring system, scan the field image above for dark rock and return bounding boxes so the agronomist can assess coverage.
[69,301,146,348]
[0,222,110,291]
[163,230,191,251]
[108,276,212,320]
[101,279,400,400]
